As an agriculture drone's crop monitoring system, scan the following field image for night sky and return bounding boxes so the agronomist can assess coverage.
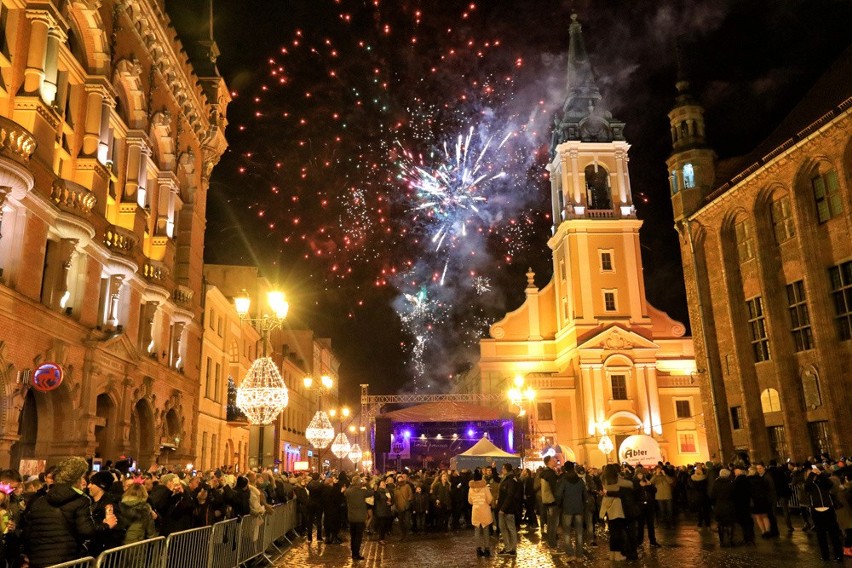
[167,0,852,405]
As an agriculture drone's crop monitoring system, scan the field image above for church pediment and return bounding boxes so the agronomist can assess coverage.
[93,331,140,363]
[577,325,658,352]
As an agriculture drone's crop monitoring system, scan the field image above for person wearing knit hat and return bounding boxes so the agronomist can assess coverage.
[89,471,116,493]
[87,471,123,555]
[22,457,118,567]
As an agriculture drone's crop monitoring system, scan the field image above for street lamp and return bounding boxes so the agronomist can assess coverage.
[234,288,290,470]
[508,374,536,466]
[597,421,614,463]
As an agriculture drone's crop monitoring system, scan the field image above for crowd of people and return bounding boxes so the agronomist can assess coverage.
[0,453,849,566]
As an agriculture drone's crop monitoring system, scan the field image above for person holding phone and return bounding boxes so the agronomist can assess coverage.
[86,471,124,555]
[804,466,844,562]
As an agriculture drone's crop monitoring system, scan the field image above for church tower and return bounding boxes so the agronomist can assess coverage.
[547,14,650,336]
[667,42,716,221]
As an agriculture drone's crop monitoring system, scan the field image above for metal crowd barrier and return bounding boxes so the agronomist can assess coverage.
[47,500,299,568]
[95,536,166,568]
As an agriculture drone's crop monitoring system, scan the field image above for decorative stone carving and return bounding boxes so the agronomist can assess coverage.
[600,329,633,350]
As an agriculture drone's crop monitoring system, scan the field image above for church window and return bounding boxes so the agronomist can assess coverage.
[682,163,695,189]
[675,399,691,419]
[770,195,795,243]
[760,388,782,413]
[785,280,813,351]
[603,290,617,312]
[610,375,628,400]
[670,171,679,195]
[600,251,613,272]
[828,260,852,341]
[678,432,698,454]
[584,164,612,210]
[746,296,770,362]
[205,357,213,399]
[812,169,842,223]
[536,402,553,421]
[734,219,754,263]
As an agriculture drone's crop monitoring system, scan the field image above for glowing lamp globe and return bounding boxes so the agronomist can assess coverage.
[235,357,289,425]
[598,434,614,456]
[305,411,335,449]
[331,432,351,459]
[348,443,363,463]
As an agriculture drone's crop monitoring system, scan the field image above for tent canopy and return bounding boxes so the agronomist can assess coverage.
[379,401,513,423]
[458,437,517,458]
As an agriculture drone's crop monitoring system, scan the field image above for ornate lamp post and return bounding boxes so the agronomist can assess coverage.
[508,374,536,467]
[304,375,336,470]
[234,289,290,470]
[597,421,614,464]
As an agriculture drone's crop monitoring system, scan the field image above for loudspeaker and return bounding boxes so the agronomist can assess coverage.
[513,417,526,451]
[374,417,392,454]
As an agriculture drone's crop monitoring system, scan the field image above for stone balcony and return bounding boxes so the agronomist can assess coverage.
[103,224,138,256]
[142,260,170,285]
[51,179,96,217]
[0,116,36,200]
[173,284,194,308]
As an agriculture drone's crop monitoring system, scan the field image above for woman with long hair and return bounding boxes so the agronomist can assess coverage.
[600,464,628,561]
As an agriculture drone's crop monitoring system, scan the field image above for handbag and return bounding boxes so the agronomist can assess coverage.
[541,479,555,505]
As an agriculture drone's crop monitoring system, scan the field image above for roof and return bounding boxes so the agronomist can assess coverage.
[378,401,512,423]
[710,43,852,199]
[457,437,518,458]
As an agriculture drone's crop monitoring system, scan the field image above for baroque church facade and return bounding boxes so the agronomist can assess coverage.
[477,15,709,467]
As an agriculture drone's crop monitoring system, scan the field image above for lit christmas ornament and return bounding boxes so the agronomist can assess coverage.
[348,443,363,463]
[331,432,351,459]
[235,357,289,425]
[305,411,335,449]
[598,434,614,456]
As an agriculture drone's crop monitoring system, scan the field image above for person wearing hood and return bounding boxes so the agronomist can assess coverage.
[555,462,586,561]
[710,469,736,547]
[468,469,493,557]
[86,470,124,555]
[119,481,157,544]
[21,457,118,567]
[804,467,844,562]
[687,463,711,528]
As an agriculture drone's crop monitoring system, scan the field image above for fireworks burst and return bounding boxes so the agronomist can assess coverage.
[472,276,492,295]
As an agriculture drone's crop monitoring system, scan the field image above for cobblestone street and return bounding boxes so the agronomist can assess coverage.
[274,522,840,568]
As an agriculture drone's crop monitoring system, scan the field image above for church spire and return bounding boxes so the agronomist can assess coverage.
[551,14,624,157]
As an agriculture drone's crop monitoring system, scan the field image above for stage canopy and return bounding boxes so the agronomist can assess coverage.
[450,436,521,470]
[379,401,513,423]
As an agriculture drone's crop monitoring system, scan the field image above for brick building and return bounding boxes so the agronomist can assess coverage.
[0,0,229,470]
[668,45,852,461]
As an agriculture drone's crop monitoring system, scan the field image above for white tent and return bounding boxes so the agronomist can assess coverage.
[450,437,521,470]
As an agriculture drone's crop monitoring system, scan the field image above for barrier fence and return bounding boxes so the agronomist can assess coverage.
[46,500,299,568]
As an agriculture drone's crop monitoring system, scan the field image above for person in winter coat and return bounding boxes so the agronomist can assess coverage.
[747,466,772,537]
[835,472,852,558]
[732,466,755,544]
[688,464,711,528]
[709,469,736,547]
[306,473,325,541]
[86,470,124,555]
[651,466,675,527]
[393,473,414,540]
[804,468,844,562]
[321,477,343,544]
[344,477,370,561]
[468,469,493,557]
[294,478,310,537]
[22,457,118,568]
[768,460,794,533]
[555,462,586,560]
[431,473,452,532]
[633,467,660,548]
[540,456,560,550]
[119,482,158,544]
[579,466,602,545]
[496,464,519,556]
[160,476,195,536]
[223,476,251,519]
[192,483,218,527]
[373,479,394,544]
[412,484,429,533]
[520,468,537,530]
[600,464,628,562]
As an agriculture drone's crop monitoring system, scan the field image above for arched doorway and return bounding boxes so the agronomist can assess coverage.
[95,394,117,460]
[129,399,154,467]
[10,390,37,469]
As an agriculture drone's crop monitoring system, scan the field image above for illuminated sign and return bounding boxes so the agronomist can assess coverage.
[293,461,310,471]
[31,363,64,392]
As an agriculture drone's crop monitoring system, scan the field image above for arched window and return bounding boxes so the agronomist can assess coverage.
[812,168,842,223]
[770,193,795,243]
[760,388,782,413]
[683,163,695,189]
[734,219,754,262]
[670,171,679,195]
[584,164,612,210]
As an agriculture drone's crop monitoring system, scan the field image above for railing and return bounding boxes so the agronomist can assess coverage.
[585,209,615,219]
[51,179,97,215]
[0,115,36,164]
[103,225,138,255]
[143,260,169,283]
[46,501,299,568]
[173,284,193,307]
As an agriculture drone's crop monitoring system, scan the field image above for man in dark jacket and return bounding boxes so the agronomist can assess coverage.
[804,468,844,562]
[223,476,251,518]
[22,457,117,568]
[496,464,519,556]
[633,467,659,548]
[767,461,794,533]
[732,466,755,544]
[555,463,586,559]
[86,470,124,555]
[344,477,370,561]
[709,469,736,546]
[322,477,343,544]
[306,473,325,542]
[294,477,310,537]
[540,456,560,549]
[159,475,195,536]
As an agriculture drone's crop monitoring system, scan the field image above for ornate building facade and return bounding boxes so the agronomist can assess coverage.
[669,45,852,461]
[0,0,229,469]
[478,16,708,467]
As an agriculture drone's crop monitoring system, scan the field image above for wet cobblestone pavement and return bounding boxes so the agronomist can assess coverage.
[274,521,845,568]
